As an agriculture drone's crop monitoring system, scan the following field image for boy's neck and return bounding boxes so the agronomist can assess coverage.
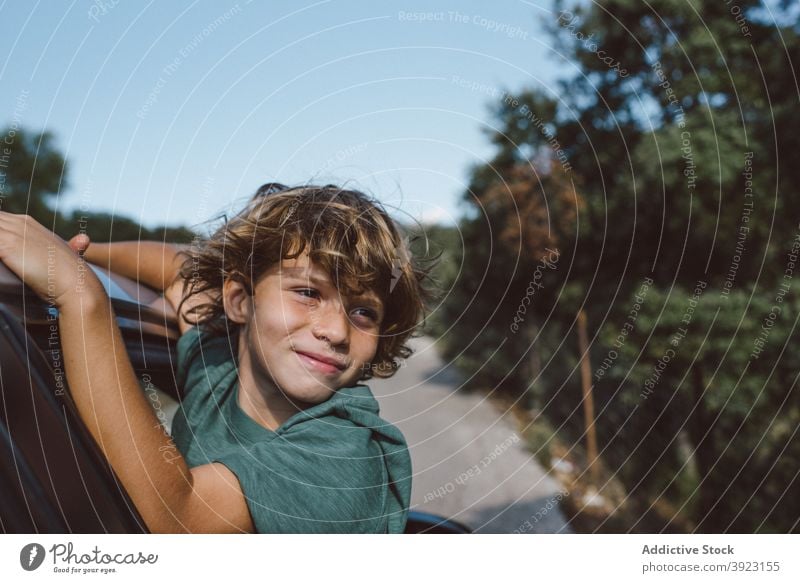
[235,347,311,432]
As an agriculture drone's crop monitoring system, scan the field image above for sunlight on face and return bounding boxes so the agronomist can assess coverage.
[242,251,384,405]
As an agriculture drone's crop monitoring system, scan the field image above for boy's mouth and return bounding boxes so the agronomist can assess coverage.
[294,350,347,375]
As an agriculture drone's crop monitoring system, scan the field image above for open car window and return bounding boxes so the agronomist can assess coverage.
[0,263,182,533]
[0,263,471,534]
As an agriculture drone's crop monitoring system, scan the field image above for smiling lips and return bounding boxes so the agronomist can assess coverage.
[295,350,347,375]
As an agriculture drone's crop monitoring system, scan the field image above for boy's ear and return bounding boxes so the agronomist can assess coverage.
[222,278,252,325]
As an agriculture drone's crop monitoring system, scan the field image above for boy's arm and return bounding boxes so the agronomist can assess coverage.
[80,240,188,292]
[0,214,254,533]
[79,239,208,334]
[59,287,254,533]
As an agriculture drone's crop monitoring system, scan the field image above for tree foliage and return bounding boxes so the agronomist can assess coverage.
[435,0,800,531]
[0,126,195,244]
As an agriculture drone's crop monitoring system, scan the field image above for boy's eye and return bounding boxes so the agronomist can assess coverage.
[351,307,380,325]
[293,287,381,325]
[294,288,320,299]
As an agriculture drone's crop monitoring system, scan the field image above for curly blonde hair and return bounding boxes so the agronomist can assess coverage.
[177,182,437,380]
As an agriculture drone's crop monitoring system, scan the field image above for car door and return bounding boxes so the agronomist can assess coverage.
[0,263,183,533]
[0,304,147,532]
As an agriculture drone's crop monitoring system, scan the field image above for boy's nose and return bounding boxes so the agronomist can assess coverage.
[311,303,349,347]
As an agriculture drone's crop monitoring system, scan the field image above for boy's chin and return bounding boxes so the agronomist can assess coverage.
[280,383,339,407]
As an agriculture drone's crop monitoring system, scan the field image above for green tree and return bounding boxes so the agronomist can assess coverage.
[603,285,799,532]
[0,125,196,244]
[0,127,67,219]
[440,0,800,531]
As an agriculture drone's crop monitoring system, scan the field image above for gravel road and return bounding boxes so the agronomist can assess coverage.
[370,336,572,533]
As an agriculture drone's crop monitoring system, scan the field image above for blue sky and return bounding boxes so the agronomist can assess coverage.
[0,0,564,229]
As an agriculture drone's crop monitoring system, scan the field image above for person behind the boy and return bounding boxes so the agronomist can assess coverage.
[0,183,433,533]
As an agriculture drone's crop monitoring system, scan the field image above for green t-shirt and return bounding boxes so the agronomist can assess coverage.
[171,326,412,533]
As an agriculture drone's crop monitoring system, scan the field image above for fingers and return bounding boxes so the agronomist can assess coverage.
[68,233,91,255]
[0,211,32,222]
[0,212,45,236]
[0,213,84,252]
[0,210,20,226]
[0,211,30,237]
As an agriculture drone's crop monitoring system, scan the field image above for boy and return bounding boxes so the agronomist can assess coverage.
[0,183,431,533]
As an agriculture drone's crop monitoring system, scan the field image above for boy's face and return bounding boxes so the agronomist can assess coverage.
[232,251,384,406]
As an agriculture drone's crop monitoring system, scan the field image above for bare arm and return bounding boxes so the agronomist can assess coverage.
[80,240,188,291]
[79,239,207,334]
[1,214,254,533]
[59,289,254,533]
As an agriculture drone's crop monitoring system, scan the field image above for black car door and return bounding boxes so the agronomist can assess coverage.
[0,304,149,533]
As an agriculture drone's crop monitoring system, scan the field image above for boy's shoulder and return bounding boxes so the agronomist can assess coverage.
[170,328,412,533]
[174,325,236,390]
[216,386,412,534]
